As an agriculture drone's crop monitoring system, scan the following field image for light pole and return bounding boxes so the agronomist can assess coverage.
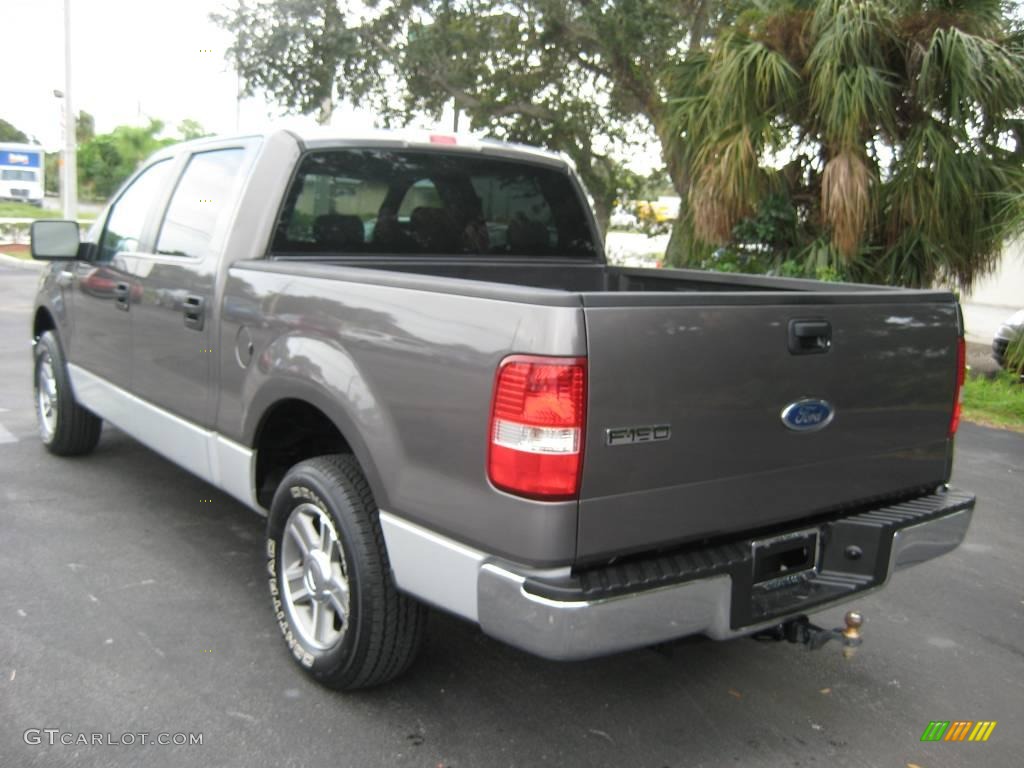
[62,0,77,219]
[53,88,64,208]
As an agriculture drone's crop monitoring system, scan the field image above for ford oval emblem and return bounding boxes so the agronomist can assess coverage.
[781,399,835,432]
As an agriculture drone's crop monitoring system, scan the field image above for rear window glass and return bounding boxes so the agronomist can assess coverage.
[272,149,597,258]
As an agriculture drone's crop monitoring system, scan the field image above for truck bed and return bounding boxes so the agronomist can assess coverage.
[264,255,928,298]
[235,257,958,565]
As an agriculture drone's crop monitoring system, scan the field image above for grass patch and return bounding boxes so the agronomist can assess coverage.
[962,371,1024,433]
[0,202,62,219]
[0,201,96,220]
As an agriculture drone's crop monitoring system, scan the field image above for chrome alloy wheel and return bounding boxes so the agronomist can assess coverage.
[280,503,351,650]
[36,351,58,441]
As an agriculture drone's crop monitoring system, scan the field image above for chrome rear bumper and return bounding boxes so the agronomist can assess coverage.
[381,488,975,661]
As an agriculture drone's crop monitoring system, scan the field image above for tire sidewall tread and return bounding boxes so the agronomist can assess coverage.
[34,331,101,456]
[267,454,424,690]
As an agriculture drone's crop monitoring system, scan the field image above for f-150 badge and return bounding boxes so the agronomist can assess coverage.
[605,425,671,446]
[781,399,834,432]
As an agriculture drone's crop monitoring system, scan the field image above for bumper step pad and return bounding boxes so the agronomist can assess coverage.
[524,487,976,629]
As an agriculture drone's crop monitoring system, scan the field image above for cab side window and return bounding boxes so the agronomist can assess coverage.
[98,160,171,261]
[156,149,245,259]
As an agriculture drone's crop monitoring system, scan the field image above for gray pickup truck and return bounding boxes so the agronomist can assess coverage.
[30,130,975,689]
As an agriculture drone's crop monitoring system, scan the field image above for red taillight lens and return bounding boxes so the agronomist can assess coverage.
[488,355,586,500]
[949,335,966,436]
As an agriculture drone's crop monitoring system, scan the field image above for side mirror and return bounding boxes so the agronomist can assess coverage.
[31,220,80,260]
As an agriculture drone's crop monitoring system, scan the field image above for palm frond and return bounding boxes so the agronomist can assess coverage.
[690,128,768,243]
[811,64,899,147]
[881,117,1024,288]
[707,33,802,122]
[808,0,901,146]
[666,0,1024,290]
[822,148,874,258]
[917,26,1024,126]
[810,0,900,68]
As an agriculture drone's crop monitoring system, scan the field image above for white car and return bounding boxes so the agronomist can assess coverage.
[609,209,638,229]
[993,308,1024,369]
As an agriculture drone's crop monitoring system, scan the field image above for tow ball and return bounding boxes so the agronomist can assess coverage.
[754,611,864,658]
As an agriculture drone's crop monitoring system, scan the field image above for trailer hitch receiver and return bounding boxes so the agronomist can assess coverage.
[754,611,864,658]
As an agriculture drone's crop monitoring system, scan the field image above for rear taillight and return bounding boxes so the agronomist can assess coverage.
[949,335,966,436]
[488,355,587,500]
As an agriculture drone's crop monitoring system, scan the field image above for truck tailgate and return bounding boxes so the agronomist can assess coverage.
[578,298,959,562]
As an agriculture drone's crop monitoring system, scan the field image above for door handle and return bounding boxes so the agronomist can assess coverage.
[183,294,205,331]
[114,282,131,312]
[788,319,831,354]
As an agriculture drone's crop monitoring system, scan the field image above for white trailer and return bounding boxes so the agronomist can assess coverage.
[0,143,45,207]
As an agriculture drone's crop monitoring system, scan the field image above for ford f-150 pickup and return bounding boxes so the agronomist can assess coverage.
[29,129,976,689]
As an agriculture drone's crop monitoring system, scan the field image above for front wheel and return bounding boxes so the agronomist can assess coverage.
[34,331,102,456]
[266,454,425,689]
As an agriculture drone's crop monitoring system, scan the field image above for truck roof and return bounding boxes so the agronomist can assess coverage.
[164,128,574,170]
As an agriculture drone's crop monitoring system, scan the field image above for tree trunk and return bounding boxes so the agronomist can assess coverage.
[651,112,693,267]
[317,96,334,125]
[592,195,612,244]
[665,217,687,267]
[689,0,710,53]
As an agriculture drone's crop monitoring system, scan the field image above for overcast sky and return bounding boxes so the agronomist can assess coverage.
[5,0,387,149]
[7,0,662,175]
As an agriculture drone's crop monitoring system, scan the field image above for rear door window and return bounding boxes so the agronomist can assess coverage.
[272,149,596,257]
[156,149,245,259]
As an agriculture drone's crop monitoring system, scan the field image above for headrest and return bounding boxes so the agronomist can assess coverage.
[411,207,458,252]
[313,214,365,250]
[507,216,549,252]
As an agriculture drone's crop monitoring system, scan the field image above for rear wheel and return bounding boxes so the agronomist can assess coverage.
[266,454,425,689]
[34,331,102,456]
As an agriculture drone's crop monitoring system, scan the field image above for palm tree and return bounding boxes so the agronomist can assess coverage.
[669,0,1024,290]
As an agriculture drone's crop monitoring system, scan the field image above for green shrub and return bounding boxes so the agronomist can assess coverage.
[1006,334,1024,374]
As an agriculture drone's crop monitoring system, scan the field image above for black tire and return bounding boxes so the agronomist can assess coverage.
[33,331,102,456]
[266,454,426,689]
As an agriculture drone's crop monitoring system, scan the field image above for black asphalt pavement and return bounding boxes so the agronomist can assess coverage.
[1,261,1021,768]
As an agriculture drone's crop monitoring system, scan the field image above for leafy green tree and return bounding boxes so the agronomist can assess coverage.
[76,110,95,144]
[389,1,670,233]
[214,0,1022,283]
[77,119,176,200]
[0,118,32,144]
[670,0,1024,289]
[212,0,356,125]
[44,152,60,195]
[213,0,726,236]
[177,118,211,141]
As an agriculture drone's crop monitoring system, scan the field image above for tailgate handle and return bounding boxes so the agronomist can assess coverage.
[788,320,831,354]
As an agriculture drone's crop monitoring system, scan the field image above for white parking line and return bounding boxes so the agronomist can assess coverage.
[0,407,19,443]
